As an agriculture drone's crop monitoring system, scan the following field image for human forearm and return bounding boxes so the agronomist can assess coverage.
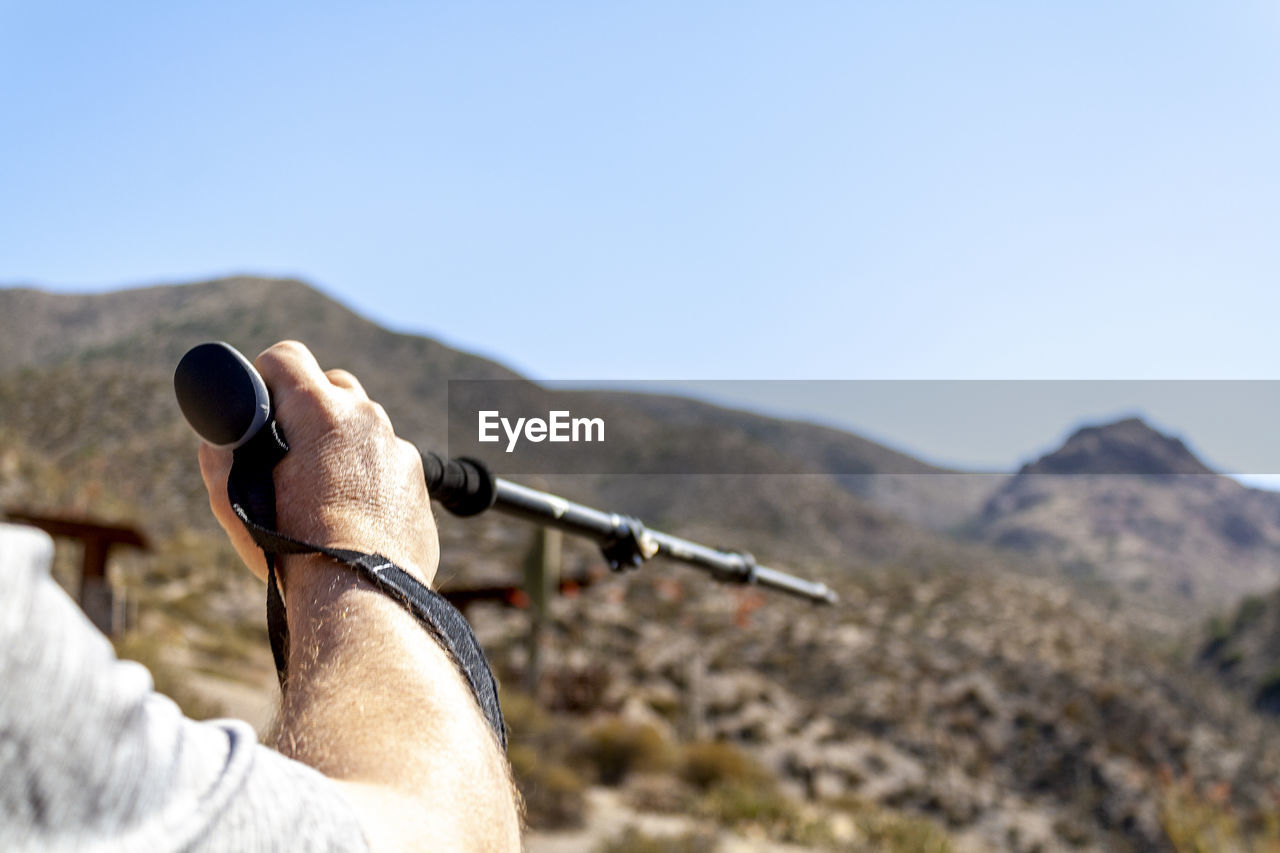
[278,555,520,851]
[196,342,521,851]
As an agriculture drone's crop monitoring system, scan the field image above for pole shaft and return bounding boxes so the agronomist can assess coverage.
[489,479,837,605]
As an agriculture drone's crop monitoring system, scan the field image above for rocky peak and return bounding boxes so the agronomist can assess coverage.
[1019,417,1215,477]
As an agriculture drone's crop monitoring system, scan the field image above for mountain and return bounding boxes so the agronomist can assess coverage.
[971,417,1280,611]
[1018,418,1215,477]
[5,278,1280,851]
[0,278,991,570]
[586,390,999,532]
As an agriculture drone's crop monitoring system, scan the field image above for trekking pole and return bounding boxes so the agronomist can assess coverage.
[175,342,838,606]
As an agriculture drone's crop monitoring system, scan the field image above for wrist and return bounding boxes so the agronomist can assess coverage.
[276,503,439,582]
[273,550,508,751]
[280,541,435,596]
[281,553,368,611]
[279,551,439,642]
[280,554,422,676]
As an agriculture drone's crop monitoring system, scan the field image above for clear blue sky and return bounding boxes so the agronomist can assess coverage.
[4,2,1280,467]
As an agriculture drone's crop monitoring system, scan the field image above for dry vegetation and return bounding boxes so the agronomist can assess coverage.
[471,548,1280,852]
[4,279,1280,851]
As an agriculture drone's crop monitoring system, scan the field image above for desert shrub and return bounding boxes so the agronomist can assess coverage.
[832,796,955,853]
[580,718,673,785]
[699,779,795,828]
[678,741,829,844]
[697,779,835,845]
[501,687,590,829]
[595,825,718,853]
[1204,614,1232,648]
[855,810,952,852]
[500,686,552,740]
[1159,779,1280,853]
[1255,666,1280,713]
[1216,647,1244,672]
[680,740,774,791]
[642,687,681,720]
[624,772,698,814]
[508,742,587,830]
[1234,595,1268,631]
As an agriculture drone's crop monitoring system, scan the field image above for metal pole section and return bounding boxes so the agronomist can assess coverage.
[172,343,838,605]
[491,479,838,605]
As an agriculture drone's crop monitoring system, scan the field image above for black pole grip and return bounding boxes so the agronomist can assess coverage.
[422,452,497,517]
[176,343,496,517]
[174,342,272,449]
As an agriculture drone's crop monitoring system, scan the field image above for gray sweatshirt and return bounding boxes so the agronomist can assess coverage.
[0,523,370,852]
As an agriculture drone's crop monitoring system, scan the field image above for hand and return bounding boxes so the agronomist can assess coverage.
[198,340,439,588]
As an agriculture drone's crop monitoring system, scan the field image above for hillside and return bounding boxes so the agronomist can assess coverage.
[3,278,1280,852]
[0,278,947,563]
[491,554,1280,852]
[1199,588,1280,714]
[969,417,1280,613]
[584,390,998,532]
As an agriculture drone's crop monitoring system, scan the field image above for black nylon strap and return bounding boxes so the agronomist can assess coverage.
[227,421,292,680]
[227,420,507,751]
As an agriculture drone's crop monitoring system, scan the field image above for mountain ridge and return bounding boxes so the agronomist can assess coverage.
[973,415,1280,611]
[7,278,1279,613]
[1020,417,1215,477]
[0,277,964,570]
[5,277,1280,850]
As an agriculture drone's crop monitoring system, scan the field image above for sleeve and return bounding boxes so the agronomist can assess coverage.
[0,523,371,853]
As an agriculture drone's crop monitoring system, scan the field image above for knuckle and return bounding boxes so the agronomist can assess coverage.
[258,339,304,364]
[255,341,312,382]
[397,437,421,463]
[357,399,391,427]
[280,385,341,432]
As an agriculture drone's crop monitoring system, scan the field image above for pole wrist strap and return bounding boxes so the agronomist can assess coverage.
[227,423,506,751]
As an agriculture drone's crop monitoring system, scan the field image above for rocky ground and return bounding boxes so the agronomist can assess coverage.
[6,427,1280,850]
[8,455,1280,851]
[457,548,1280,853]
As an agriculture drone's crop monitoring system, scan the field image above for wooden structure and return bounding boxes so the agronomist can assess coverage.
[440,564,601,615]
[5,511,149,636]
[523,527,562,693]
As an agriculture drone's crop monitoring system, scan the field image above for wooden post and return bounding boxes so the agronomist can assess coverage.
[5,512,147,637]
[523,526,562,696]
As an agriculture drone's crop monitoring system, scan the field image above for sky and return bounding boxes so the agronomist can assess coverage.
[4,2,1280,471]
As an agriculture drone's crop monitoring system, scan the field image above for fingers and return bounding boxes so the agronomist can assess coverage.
[255,341,371,406]
[202,341,386,585]
[326,368,368,399]
[198,441,232,497]
[255,340,331,402]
